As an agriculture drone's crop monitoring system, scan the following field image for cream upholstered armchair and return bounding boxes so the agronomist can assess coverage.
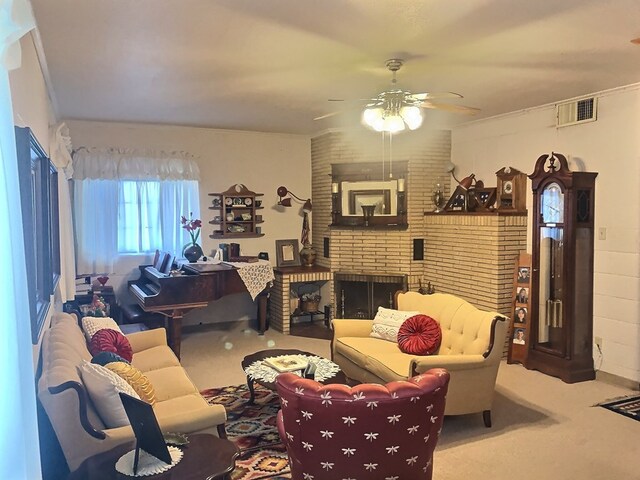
[276,369,450,480]
[332,292,507,427]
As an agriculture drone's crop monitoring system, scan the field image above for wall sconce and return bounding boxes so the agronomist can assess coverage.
[277,186,312,212]
[276,185,315,266]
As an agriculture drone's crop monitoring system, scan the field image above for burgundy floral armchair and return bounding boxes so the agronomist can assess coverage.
[276,368,449,480]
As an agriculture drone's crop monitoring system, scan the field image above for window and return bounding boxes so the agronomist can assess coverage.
[118,181,162,253]
[72,149,200,275]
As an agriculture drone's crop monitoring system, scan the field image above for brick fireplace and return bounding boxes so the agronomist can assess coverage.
[304,130,527,356]
[334,272,407,319]
[310,129,453,314]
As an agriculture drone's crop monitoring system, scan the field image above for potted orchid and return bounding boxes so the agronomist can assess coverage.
[181,213,203,262]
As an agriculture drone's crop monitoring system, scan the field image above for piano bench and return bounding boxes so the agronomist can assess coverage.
[121,303,165,329]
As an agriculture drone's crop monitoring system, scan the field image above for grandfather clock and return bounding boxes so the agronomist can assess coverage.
[526,152,597,383]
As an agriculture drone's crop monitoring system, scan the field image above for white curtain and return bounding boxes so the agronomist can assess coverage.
[73,149,200,275]
[49,122,76,302]
[0,1,41,479]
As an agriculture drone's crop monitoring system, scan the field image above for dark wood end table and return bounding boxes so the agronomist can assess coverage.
[241,348,348,404]
[67,433,239,480]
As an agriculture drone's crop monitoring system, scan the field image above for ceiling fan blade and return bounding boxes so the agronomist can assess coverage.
[407,92,463,101]
[314,111,341,121]
[421,102,480,115]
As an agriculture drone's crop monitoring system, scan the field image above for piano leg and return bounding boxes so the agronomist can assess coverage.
[167,310,183,359]
[257,293,268,335]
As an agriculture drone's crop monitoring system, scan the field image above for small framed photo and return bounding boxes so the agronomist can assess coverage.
[513,328,526,345]
[517,267,530,283]
[275,239,301,267]
[514,307,527,324]
[516,287,529,304]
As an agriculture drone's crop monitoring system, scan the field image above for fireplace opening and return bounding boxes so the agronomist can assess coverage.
[335,273,407,319]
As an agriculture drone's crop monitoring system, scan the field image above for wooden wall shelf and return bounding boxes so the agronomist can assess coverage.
[208,184,264,239]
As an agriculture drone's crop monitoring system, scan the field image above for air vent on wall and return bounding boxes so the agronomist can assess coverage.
[556,97,597,127]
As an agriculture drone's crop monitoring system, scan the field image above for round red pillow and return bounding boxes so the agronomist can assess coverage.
[397,314,442,356]
[89,328,133,363]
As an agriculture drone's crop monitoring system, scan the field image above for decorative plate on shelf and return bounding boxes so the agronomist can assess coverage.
[244,197,253,206]
[225,198,233,206]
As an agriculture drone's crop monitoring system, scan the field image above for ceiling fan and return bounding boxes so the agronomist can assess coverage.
[315,58,479,132]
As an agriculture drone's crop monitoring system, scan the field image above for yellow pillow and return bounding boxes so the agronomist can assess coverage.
[105,362,157,406]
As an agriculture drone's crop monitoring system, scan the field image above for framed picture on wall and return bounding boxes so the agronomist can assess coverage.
[275,239,301,267]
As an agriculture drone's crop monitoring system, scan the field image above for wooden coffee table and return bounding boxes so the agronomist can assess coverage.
[241,348,348,404]
[67,433,239,480]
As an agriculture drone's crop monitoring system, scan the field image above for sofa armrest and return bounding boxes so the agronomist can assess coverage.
[126,327,168,352]
[155,404,227,434]
[410,354,487,375]
[331,319,373,339]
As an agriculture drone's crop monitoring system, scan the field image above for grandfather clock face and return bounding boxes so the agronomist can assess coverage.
[540,182,564,224]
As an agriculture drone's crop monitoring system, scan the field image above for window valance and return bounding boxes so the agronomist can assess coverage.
[72,147,200,181]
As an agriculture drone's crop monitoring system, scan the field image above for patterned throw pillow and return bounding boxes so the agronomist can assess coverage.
[89,328,133,363]
[79,361,140,428]
[370,306,421,342]
[397,314,442,355]
[105,361,157,405]
[91,351,130,366]
[81,316,122,342]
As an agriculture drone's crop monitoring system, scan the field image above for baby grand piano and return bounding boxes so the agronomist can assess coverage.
[129,262,269,358]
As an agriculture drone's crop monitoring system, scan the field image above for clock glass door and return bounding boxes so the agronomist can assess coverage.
[537,182,566,356]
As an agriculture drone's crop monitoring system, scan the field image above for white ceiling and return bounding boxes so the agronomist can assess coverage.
[31,0,640,135]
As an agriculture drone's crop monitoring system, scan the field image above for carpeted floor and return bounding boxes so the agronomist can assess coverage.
[201,384,290,480]
[182,320,640,480]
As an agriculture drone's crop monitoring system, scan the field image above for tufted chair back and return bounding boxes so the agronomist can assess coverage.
[276,368,449,480]
[397,292,499,356]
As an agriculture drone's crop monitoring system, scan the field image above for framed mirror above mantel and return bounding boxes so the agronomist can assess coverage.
[330,161,408,229]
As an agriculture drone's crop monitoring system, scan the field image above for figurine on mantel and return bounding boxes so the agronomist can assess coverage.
[418,279,436,295]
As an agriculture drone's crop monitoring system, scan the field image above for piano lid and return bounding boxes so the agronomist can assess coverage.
[182,262,235,274]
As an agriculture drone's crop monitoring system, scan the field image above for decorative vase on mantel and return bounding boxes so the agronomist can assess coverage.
[183,243,203,263]
[299,242,316,267]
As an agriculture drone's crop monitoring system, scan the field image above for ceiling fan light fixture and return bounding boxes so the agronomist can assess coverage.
[400,106,423,130]
[383,115,405,133]
[363,107,383,127]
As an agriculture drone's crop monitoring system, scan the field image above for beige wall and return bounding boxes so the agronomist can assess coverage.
[9,33,58,360]
[67,120,311,325]
[451,84,640,383]
[9,34,53,151]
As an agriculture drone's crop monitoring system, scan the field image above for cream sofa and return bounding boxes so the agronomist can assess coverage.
[38,312,227,472]
[332,292,507,427]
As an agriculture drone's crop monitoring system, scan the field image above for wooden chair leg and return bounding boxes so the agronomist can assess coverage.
[482,410,492,428]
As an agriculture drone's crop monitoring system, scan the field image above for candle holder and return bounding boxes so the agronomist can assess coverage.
[432,183,445,212]
[362,205,376,226]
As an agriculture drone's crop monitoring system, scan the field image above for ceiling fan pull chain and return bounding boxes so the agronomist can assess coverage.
[381,131,386,180]
[389,132,393,178]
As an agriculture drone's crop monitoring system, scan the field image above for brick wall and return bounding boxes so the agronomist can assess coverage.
[424,213,528,354]
[311,130,453,309]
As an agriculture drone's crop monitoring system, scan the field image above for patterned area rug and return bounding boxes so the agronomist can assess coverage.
[597,394,640,421]
[201,384,291,480]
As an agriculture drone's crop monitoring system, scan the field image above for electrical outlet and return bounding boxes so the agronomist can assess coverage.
[598,227,607,240]
[595,336,603,351]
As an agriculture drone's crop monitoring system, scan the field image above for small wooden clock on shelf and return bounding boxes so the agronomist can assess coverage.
[496,166,527,212]
[208,183,264,239]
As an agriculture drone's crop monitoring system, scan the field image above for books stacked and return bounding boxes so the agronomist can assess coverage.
[263,355,308,373]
